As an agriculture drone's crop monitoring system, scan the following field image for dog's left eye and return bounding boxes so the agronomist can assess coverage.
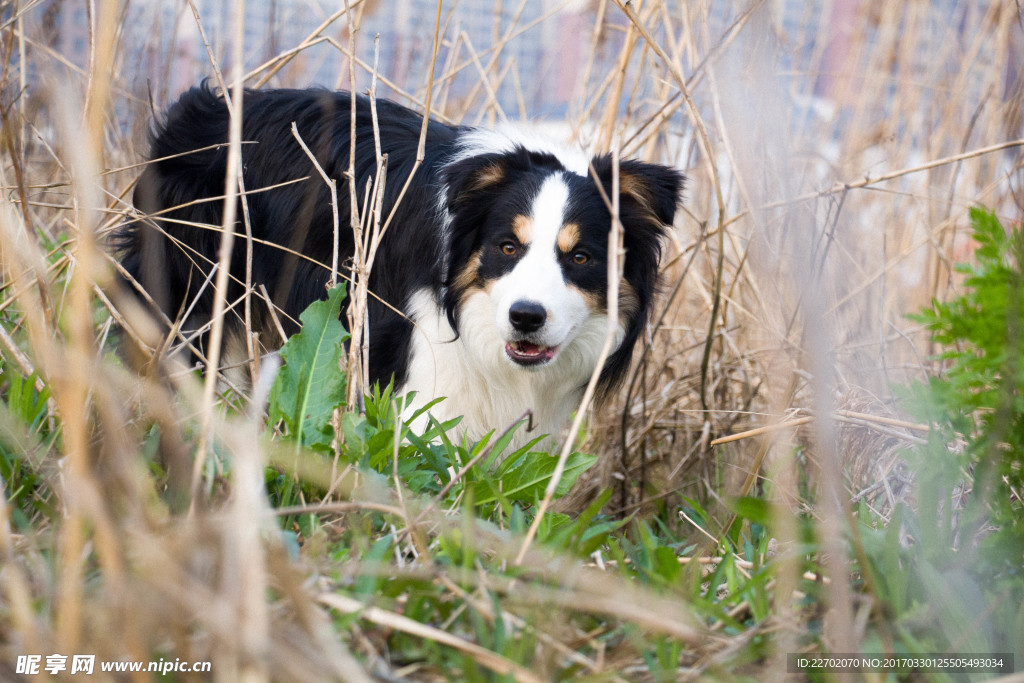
[572,251,590,265]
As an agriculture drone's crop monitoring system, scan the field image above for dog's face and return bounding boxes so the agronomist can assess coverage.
[442,146,683,388]
[479,172,602,368]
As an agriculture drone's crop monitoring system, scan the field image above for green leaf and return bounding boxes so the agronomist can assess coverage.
[340,411,371,461]
[728,496,772,528]
[653,545,683,583]
[474,450,597,506]
[268,284,349,448]
[903,207,1024,575]
[543,487,621,555]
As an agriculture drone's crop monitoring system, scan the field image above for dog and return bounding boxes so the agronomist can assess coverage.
[120,83,683,446]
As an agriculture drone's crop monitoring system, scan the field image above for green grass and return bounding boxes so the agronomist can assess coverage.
[9,210,1020,678]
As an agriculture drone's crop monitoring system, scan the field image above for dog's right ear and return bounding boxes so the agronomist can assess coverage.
[442,152,512,215]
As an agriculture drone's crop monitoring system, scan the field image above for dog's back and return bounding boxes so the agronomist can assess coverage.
[122,84,458,384]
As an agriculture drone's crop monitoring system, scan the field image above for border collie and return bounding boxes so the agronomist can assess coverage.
[121,84,683,445]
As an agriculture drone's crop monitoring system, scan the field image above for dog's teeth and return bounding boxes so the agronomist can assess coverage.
[514,342,547,356]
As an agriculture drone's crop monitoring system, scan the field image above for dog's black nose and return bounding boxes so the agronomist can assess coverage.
[509,300,547,332]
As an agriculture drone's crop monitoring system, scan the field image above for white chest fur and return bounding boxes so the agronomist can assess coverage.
[400,288,616,450]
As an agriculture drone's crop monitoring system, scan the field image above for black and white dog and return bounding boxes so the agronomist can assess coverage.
[121,84,683,445]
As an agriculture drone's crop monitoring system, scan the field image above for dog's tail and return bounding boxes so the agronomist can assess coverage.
[116,83,234,340]
[114,163,173,322]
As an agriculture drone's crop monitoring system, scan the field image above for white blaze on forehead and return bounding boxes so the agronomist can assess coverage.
[528,173,571,250]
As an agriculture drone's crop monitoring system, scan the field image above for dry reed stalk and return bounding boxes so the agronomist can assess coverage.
[710,409,927,447]
[245,3,367,88]
[588,0,1017,522]
[459,30,510,125]
[438,573,611,677]
[354,64,389,403]
[339,0,446,409]
[222,355,277,680]
[307,498,706,642]
[319,593,547,683]
[759,138,1024,213]
[433,0,571,116]
[289,123,341,287]
[49,0,132,656]
[709,415,814,446]
[613,0,728,422]
[189,0,246,509]
[342,0,363,408]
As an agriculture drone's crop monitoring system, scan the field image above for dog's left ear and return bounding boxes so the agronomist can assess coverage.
[592,155,685,229]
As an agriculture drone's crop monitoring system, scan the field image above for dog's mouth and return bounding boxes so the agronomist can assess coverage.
[505,340,558,366]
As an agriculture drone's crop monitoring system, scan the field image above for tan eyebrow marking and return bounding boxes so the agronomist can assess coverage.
[557,222,581,252]
[512,214,532,244]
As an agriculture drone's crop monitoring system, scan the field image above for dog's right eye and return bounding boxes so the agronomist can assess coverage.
[500,241,517,256]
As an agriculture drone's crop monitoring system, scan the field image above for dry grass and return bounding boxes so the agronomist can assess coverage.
[1,0,1022,679]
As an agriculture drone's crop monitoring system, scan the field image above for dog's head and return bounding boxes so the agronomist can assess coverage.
[440,143,684,393]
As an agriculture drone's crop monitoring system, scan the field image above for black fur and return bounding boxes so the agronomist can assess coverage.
[119,83,683,404]
[122,83,458,385]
